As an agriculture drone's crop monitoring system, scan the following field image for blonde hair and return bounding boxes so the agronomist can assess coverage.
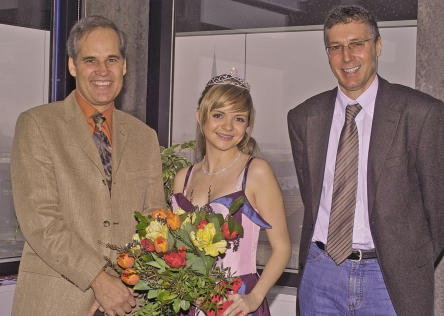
[196,83,257,159]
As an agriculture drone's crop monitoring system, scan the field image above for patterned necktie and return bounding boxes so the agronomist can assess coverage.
[92,112,112,193]
[326,103,362,264]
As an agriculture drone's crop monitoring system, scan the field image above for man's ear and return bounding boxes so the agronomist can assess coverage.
[68,57,77,77]
[123,58,127,76]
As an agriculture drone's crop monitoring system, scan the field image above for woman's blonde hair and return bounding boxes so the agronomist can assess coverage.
[196,83,257,159]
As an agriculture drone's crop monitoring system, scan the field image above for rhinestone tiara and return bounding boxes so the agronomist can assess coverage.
[205,73,250,91]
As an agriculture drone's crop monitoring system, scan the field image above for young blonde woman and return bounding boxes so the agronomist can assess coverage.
[171,73,291,316]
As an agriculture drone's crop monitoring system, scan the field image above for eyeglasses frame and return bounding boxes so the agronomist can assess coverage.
[326,37,376,56]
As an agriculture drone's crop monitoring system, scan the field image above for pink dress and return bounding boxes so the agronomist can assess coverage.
[171,157,271,316]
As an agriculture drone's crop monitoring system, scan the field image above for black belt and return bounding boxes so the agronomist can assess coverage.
[315,241,377,261]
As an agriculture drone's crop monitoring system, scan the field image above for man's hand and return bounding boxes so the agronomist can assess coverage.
[87,299,104,316]
[90,271,137,316]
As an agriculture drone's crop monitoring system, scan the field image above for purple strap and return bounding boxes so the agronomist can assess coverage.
[182,165,194,193]
[241,156,255,191]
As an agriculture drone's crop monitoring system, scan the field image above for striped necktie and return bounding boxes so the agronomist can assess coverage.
[92,112,112,193]
[326,103,362,264]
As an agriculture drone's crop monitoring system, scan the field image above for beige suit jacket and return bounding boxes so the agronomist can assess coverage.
[11,92,166,315]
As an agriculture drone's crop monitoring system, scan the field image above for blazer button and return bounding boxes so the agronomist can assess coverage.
[103,220,111,227]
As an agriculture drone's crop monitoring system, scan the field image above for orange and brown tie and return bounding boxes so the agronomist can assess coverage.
[92,112,112,193]
[326,103,362,264]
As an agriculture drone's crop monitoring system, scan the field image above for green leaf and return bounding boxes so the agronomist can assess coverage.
[229,196,244,215]
[180,300,191,311]
[208,213,224,228]
[228,215,243,237]
[212,231,224,243]
[134,211,146,224]
[158,290,177,302]
[147,289,159,299]
[133,281,151,291]
[186,252,206,275]
[173,298,181,313]
[148,261,162,269]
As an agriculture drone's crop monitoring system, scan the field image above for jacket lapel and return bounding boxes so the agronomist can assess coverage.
[367,78,401,216]
[112,110,128,176]
[307,88,337,220]
[62,92,105,177]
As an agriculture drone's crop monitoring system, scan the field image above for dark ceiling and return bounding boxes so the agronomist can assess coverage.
[175,0,418,33]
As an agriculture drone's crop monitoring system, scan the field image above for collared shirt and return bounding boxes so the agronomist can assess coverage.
[75,91,114,145]
[312,76,379,250]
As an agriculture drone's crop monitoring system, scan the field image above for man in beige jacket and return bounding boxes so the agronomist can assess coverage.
[11,16,165,316]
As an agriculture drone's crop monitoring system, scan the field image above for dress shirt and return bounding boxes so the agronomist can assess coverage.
[75,91,114,145]
[312,76,379,250]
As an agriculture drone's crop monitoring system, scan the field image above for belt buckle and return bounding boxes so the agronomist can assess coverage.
[350,249,362,262]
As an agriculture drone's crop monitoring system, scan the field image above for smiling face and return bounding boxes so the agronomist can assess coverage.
[326,21,381,99]
[197,105,249,153]
[68,27,126,111]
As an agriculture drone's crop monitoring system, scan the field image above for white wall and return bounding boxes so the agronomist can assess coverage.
[0,284,14,316]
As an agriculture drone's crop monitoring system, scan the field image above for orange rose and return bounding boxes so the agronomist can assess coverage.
[151,209,170,220]
[121,268,139,286]
[117,253,135,269]
[154,236,168,253]
[167,212,181,230]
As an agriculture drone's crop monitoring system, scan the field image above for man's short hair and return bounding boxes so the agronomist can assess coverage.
[67,15,127,62]
[323,5,380,45]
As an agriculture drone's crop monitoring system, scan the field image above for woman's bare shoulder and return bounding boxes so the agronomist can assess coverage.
[173,165,192,194]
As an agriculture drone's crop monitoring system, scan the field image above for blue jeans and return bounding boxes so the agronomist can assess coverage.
[299,243,397,316]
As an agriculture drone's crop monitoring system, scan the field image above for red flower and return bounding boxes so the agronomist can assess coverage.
[141,239,155,252]
[164,249,186,268]
[221,222,239,240]
[207,278,243,315]
[196,219,209,229]
[231,277,242,293]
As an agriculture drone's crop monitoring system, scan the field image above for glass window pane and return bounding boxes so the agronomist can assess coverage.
[0,23,50,260]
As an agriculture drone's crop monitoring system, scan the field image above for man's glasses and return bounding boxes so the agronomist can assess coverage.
[326,38,375,56]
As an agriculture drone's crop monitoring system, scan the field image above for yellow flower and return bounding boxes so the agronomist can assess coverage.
[190,223,227,257]
[132,234,141,242]
[146,220,168,241]
[173,208,186,216]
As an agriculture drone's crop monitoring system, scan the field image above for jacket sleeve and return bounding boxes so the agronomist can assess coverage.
[142,128,167,214]
[11,111,105,291]
[416,99,444,261]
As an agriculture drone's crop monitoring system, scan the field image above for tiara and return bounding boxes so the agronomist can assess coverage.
[205,73,250,91]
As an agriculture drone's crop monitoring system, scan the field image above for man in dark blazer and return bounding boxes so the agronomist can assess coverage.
[288,5,443,316]
[11,16,165,316]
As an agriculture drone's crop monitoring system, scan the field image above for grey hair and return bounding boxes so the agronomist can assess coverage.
[323,5,380,46]
[67,15,126,62]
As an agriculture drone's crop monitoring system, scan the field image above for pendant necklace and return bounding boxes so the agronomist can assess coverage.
[202,151,241,176]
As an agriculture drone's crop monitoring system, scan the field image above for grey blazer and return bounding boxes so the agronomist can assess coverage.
[288,77,444,316]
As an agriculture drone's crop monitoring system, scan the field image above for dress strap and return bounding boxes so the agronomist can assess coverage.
[182,165,194,193]
[241,156,255,191]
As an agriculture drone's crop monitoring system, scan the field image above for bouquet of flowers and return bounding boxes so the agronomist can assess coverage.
[108,196,245,316]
